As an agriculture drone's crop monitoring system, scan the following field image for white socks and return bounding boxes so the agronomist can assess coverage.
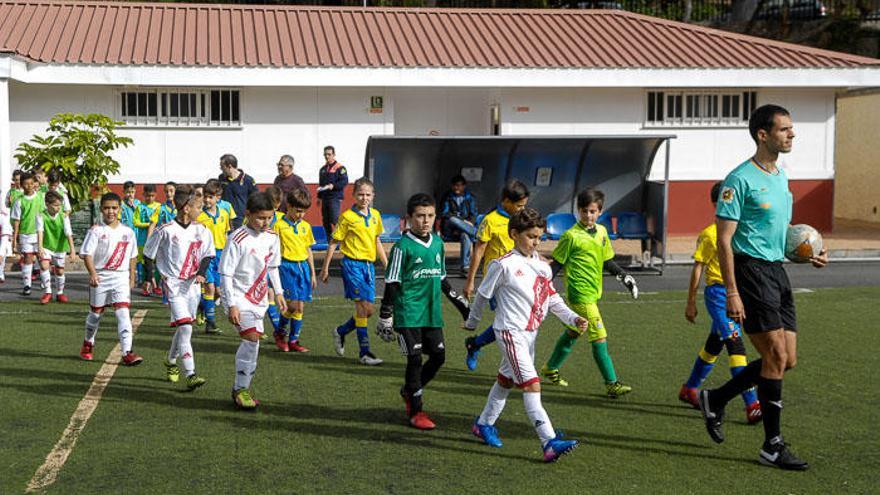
[84,312,102,343]
[176,324,195,376]
[478,382,511,426]
[55,273,65,294]
[523,391,555,446]
[40,269,51,294]
[22,263,32,288]
[234,340,260,390]
[115,307,132,355]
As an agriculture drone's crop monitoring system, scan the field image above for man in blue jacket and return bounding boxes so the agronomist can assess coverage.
[218,154,258,229]
[317,146,348,236]
[440,174,478,274]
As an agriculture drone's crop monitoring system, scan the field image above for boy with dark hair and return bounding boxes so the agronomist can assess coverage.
[540,188,638,398]
[680,182,762,423]
[135,184,162,295]
[10,172,43,296]
[263,184,287,335]
[466,207,582,462]
[144,186,214,390]
[5,169,22,208]
[440,174,478,274]
[272,188,317,353]
[150,181,178,229]
[207,178,237,221]
[462,179,530,370]
[120,181,142,278]
[221,192,286,410]
[378,193,469,429]
[79,192,142,365]
[36,190,75,304]
[320,177,388,366]
[46,171,71,216]
[197,180,233,335]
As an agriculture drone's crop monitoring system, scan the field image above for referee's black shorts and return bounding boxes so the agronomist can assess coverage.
[734,254,797,334]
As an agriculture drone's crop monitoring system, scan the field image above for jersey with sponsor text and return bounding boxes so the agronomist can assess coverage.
[385,232,446,328]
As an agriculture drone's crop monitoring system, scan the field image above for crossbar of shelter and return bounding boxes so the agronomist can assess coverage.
[25,309,148,493]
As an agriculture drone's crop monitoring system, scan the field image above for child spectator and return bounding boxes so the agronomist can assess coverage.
[36,190,75,304]
[10,172,44,296]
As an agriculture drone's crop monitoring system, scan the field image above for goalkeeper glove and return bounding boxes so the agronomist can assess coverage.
[376,316,395,343]
[618,274,639,299]
[446,288,470,321]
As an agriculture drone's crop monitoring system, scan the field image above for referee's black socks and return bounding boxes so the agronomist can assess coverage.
[758,377,783,446]
[710,359,763,409]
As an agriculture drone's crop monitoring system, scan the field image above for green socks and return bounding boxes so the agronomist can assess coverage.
[547,331,578,370]
[591,341,618,384]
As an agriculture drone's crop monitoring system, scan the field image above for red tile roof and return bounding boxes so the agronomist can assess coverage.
[1,0,877,69]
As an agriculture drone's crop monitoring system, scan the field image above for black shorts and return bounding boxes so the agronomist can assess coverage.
[734,255,797,334]
[396,327,445,357]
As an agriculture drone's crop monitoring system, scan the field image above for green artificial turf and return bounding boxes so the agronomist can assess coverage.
[1,287,877,494]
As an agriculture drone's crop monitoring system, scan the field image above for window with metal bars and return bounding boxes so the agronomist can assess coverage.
[646,90,757,127]
[119,89,241,127]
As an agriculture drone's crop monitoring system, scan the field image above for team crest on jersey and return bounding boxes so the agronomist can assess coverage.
[721,187,735,203]
[515,269,524,277]
[414,257,423,264]
[435,253,441,263]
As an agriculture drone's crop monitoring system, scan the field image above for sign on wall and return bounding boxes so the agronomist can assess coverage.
[370,96,384,114]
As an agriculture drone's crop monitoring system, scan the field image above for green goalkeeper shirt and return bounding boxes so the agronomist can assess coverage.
[385,232,446,328]
[552,222,615,304]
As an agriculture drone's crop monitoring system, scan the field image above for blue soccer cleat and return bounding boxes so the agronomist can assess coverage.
[464,337,481,371]
[543,432,578,462]
[471,418,503,448]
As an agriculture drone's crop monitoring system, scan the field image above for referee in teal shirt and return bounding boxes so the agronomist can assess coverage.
[697,105,827,471]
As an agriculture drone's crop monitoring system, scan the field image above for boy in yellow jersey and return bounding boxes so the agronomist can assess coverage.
[196,181,233,335]
[263,186,288,335]
[462,179,530,371]
[680,182,762,423]
[320,177,388,366]
[540,188,638,398]
[272,188,317,353]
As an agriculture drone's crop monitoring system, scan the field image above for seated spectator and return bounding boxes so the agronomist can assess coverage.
[440,175,478,273]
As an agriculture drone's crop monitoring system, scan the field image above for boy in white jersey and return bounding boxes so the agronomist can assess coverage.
[36,191,75,304]
[465,208,583,463]
[79,193,142,365]
[10,172,43,296]
[143,186,214,390]
[220,192,285,410]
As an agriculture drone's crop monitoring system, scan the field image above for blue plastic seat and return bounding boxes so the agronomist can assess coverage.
[311,225,329,251]
[616,212,650,239]
[546,213,576,240]
[598,212,618,240]
[380,214,403,242]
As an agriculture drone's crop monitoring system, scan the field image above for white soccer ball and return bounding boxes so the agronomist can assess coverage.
[785,224,823,263]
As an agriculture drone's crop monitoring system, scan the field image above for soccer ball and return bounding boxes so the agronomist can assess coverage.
[785,224,823,263]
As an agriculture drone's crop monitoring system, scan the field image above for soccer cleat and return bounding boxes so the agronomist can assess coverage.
[698,389,725,444]
[471,418,503,448]
[164,360,181,383]
[40,293,52,304]
[606,381,632,398]
[540,365,569,387]
[679,384,699,409]
[759,440,809,471]
[204,321,222,335]
[195,311,206,326]
[232,388,259,410]
[331,327,345,356]
[185,374,207,390]
[56,294,69,303]
[121,352,144,366]
[80,341,94,361]
[142,287,151,297]
[464,336,481,371]
[289,341,310,353]
[746,401,763,424]
[153,286,163,296]
[543,432,579,463]
[274,332,290,352]
[358,352,383,366]
[410,411,436,430]
[23,286,32,296]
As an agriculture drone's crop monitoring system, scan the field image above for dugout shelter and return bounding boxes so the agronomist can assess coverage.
[365,135,674,273]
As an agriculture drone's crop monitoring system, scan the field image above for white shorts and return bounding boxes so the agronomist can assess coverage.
[494,328,539,388]
[89,272,131,311]
[40,250,67,268]
[235,310,266,337]
[18,233,38,254]
[0,236,11,257]
[164,278,201,327]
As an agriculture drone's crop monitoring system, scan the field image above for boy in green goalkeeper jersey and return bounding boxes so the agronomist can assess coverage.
[36,190,75,304]
[377,193,469,430]
[541,188,639,398]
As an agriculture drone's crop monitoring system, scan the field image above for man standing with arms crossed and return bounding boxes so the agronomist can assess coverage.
[698,104,827,470]
[317,146,348,236]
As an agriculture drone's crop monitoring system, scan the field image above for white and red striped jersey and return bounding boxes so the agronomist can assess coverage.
[219,226,281,312]
[80,223,137,273]
[143,220,215,280]
[468,249,578,332]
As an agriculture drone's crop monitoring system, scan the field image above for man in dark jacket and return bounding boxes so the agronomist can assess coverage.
[439,174,478,273]
[218,153,258,229]
[273,154,306,205]
[316,145,348,236]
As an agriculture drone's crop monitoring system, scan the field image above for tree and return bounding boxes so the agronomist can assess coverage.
[14,113,133,206]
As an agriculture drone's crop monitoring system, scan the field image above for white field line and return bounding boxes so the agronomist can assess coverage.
[25,309,148,493]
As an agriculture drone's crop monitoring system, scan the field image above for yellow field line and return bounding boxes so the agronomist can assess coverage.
[25,309,148,493]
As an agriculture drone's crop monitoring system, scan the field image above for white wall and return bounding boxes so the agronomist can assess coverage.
[8,83,835,186]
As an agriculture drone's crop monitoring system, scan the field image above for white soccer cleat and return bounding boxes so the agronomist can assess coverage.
[358,352,383,366]
[331,327,345,356]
